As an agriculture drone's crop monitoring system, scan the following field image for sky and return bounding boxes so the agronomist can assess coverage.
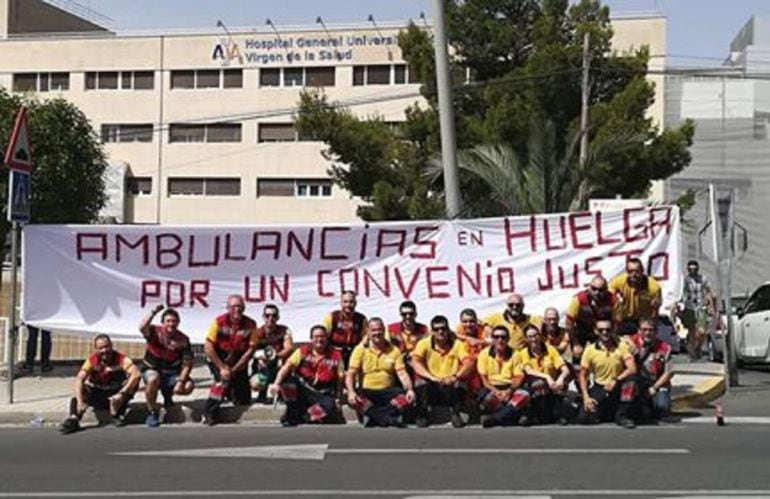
[76,0,770,66]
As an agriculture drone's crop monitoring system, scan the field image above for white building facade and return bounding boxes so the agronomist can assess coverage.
[0,0,667,225]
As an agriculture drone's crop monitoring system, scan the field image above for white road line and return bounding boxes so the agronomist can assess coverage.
[2,489,770,497]
[682,416,770,424]
[325,448,690,454]
[111,444,689,460]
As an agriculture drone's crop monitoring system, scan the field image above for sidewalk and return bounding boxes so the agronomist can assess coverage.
[0,356,725,427]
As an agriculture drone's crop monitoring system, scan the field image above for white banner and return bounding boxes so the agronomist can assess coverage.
[22,207,681,343]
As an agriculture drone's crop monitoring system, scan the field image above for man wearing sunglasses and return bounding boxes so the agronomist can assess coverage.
[577,319,638,429]
[476,325,530,428]
[484,293,543,350]
[323,290,368,369]
[609,258,662,335]
[387,300,428,358]
[249,304,294,401]
[565,276,622,365]
[411,315,475,428]
[627,317,674,421]
[202,294,260,426]
[346,318,415,427]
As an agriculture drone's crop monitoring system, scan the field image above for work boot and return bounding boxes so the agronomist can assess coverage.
[481,415,498,428]
[59,416,80,434]
[450,410,466,428]
[617,417,636,429]
[41,362,54,373]
[415,416,429,428]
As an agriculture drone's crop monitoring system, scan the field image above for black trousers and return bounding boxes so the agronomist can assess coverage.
[576,380,637,424]
[281,376,339,425]
[202,363,251,419]
[356,387,410,427]
[414,378,466,419]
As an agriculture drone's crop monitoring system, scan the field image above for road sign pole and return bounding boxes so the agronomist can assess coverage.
[5,222,18,404]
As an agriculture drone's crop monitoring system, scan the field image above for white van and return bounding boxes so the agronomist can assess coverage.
[734,282,770,364]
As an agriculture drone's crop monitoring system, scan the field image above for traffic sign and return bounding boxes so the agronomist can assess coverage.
[7,170,30,223]
[4,107,33,172]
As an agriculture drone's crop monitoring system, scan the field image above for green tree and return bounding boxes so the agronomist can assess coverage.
[0,88,107,252]
[296,0,694,220]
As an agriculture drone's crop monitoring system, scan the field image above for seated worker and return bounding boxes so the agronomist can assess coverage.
[626,317,674,421]
[269,325,344,426]
[542,307,570,360]
[577,319,638,429]
[410,315,475,428]
[454,308,490,358]
[250,304,294,400]
[323,290,368,369]
[59,334,140,434]
[476,325,530,428]
[202,294,260,426]
[609,257,662,335]
[138,304,195,427]
[514,324,572,425]
[484,293,543,350]
[346,318,416,427]
[387,300,428,358]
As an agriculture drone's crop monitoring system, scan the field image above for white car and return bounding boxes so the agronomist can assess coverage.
[709,284,770,364]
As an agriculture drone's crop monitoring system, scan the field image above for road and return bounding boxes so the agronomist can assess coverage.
[1,421,770,498]
[1,363,769,499]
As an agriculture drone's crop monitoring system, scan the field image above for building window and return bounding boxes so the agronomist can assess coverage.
[296,179,333,198]
[223,69,243,88]
[206,123,242,143]
[260,68,281,87]
[169,123,242,143]
[196,70,220,88]
[101,124,154,143]
[126,177,152,196]
[12,72,69,92]
[89,70,155,91]
[170,69,243,89]
[170,70,195,89]
[305,67,335,87]
[258,123,298,142]
[257,178,295,197]
[205,178,241,195]
[168,178,204,195]
[353,66,365,86]
[353,65,417,86]
[257,178,332,197]
[284,68,304,87]
[168,177,240,196]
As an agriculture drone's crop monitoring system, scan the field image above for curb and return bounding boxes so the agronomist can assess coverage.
[671,375,726,411]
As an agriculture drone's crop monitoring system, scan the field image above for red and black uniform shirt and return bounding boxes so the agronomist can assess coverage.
[142,325,193,373]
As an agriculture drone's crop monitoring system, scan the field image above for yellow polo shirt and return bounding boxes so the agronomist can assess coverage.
[580,341,633,385]
[348,343,405,391]
[608,273,662,320]
[483,312,543,350]
[513,344,565,379]
[412,336,470,379]
[476,347,517,386]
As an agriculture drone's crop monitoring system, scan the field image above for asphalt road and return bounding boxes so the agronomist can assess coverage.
[1,421,770,498]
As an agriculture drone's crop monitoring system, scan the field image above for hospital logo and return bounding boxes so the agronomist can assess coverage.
[212,40,244,66]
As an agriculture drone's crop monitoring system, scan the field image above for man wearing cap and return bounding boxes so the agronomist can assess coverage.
[346,318,415,427]
[411,315,475,428]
